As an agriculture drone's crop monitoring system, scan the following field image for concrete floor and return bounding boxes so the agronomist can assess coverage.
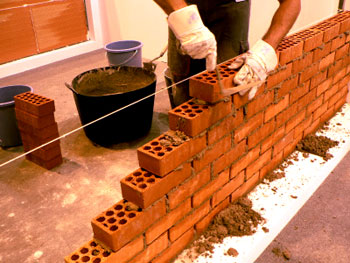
[0,49,349,263]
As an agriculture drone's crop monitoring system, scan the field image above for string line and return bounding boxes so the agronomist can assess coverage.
[0,70,203,168]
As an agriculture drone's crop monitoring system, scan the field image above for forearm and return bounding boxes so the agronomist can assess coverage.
[263,0,301,49]
[153,0,188,15]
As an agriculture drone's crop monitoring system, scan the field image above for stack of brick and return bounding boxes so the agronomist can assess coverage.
[14,92,62,170]
[65,11,350,263]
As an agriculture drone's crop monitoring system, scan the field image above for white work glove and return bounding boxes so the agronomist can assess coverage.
[229,40,278,100]
[168,5,217,72]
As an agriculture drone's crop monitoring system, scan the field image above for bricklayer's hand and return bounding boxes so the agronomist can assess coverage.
[168,5,217,72]
[229,40,278,100]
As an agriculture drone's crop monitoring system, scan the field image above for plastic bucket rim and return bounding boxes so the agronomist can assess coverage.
[0,84,33,107]
[104,40,143,53]
[70,66,156,98]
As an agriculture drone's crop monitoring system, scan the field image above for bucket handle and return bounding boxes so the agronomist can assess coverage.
[65,82,77,94]
[109,50,139,67]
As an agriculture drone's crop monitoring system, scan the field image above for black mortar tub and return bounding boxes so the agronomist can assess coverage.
[67,66,156,146]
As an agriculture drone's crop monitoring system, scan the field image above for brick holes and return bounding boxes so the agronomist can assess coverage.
[173,102,208,119]
[124,169,158,191]
[95,202,140,233]
[67,240,111,263]
[142,137,177,157]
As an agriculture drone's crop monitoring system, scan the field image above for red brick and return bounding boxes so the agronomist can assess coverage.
[20,132,60,150]
[246,148,272,179]
[24,143,61,161]
[313,42,332,63]
[152,229,194,263]
[317,78,333,97]
[91,198,166,251]
[278,75,298,99]
[331,34,346,52]
[275,102,297,128]
[15,108,55,129]
[276,38,303,65]
[313,103,328,121]
[246,90,274,118]
[233,83,266,108]
[310,70,327,89]
[260,151,284,180]
[189,59,239,103]
[267,63,293,89]
[328,58,344,77]
[294,116,312,138]
[231,172,260,201]
[211,171,245,207]
[195,198,230,235]
[296,85,316,112]
[304,118,321,136]
[290,81,310,104]
[310,20,341,42]
[169,201,210,242]
[273,130,294,157]
[285,109,306,134]
[17,121,59,139]
[64,237,144,263]
[129,233,168,263]
[321,105,336,124]
[335,43,349,61]
[333,68,347,84]
[168,99,232,137]
[14,92,55,116]
[321,89,343,109]
[26,154,63,170]
[146,198,191,244]
[137,132,205,177]
[212,139,246,176]
[120,163,192,209]
[247,120,276,149]
[292,52,313,75]
[168,166,210,210]
[284,134,302,158]
[261,126,285,153]
[193,135,231,172]
[192,169,230,208]
[319,52,335,72]
[264,95,290,122]
[299,63,319,84]
[289,29,324,52]
[230,146,260,178]
[324,85,338,102]
[208,113,242,145]
[234,112,263,142]
[306,95,324,116]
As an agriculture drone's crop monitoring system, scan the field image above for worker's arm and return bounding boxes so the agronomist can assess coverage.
[153,0,217,71]
[153,0,187,15]
[263,0,301,49]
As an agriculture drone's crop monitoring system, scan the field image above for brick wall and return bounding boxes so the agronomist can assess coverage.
[65,11,350,263]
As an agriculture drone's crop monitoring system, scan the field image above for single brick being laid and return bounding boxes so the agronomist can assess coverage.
[14,91,55,116]
[120,163,192,209]
[137,131,206,177]
[189,58,239,103]
[168,98,232,137]
[91,198,166,251]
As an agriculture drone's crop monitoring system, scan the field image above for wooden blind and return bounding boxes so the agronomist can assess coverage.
[0,0,88,65]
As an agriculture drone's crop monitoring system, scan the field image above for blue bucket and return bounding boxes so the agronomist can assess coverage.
[105,40,143,67]
[0,85,33,147]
